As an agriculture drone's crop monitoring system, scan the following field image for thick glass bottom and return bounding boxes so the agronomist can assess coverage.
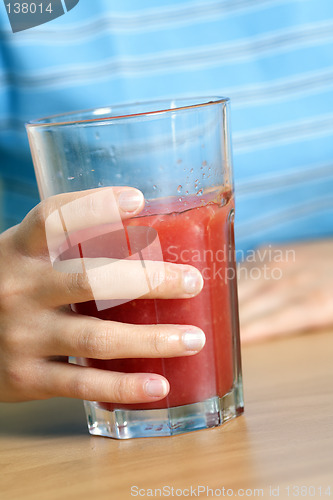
[83,381,244,439]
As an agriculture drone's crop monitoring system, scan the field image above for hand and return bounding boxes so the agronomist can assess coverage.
[0,187,205,403]
[238,239,333,343]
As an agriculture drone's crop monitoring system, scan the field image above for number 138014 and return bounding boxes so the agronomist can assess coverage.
[6,3,53,14]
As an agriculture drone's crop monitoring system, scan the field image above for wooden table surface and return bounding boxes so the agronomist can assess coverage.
[0,330,332,500]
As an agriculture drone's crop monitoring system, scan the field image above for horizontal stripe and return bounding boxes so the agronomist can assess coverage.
[236,178,333,235]
[2,81,333,132]
[0,0,308,40]
[2,112,332,160]
[194,66,333,108]
[2,64,333,131]
[236,193,333,239]
[233,136,333,190]
[2,0,331,76]
[233,113,333,153]
[236,161,333,195]
[1,19,333,89]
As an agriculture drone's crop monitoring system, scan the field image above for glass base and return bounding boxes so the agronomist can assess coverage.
[84,382,244,439]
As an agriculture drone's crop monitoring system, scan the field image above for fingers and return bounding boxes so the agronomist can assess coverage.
[240,284,333,343]
[46,259,204,306]
[42,363,170,403]
[43,313,206,359]
[15,187,144,257]
[0,309,205,403]
[240,301,311,343]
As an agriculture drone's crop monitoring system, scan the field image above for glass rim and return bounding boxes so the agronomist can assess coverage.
[26,96,229,129]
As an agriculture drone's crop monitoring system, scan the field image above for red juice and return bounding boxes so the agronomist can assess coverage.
[70,189,239,411]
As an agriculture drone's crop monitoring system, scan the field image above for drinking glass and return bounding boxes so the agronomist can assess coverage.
[26,97,244,439]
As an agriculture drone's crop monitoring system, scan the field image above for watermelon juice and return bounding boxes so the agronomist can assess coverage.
[69,188,241,411]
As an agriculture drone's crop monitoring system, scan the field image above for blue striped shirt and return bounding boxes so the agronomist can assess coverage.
[0,0,333,251]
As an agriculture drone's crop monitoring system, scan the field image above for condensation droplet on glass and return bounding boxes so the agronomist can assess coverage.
[98,182,103,187]
[177,185,182,193]
[196,189,203,196]
[185,190,189,195]
[190,168,194,174]
[178,197,183,202]
[95,132,100,140]
[177,159,182,164]
[67,176,75,181]
[202,173,206,178]
[153,185,157,190]
[202,160,207,166]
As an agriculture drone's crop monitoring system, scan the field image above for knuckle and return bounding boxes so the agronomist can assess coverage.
[86,193,101,218]
[113,374,135,403]
[148,267,166,292]
[0,325,22,356]
[0,261,26,312]
[74,192,103,221]
[0,279,13,310]
[166,264,180,284]
[79,326,112,358]
[3,361,33,392]
[31,200,48,230]
[69,373,91,400]
[68,271,91,297]
[0,262,45,309]
[151,328,168,355]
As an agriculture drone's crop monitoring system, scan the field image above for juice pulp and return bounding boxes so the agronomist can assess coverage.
[72,189,239,410]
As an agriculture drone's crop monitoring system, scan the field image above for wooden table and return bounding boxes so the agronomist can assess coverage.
[0,330,332,500]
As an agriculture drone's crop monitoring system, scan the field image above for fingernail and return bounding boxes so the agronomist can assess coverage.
[145,379,168,398]
[118,189,144,212]
[183,269,203,295]
[182,329,206,351]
